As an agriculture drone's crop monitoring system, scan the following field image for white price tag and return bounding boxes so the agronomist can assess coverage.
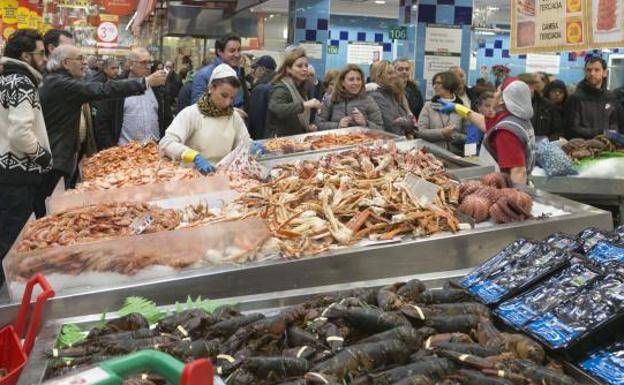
[45,367,111,385]
[404,173,441,207]
[464,143,477,157]
[130,214,153,235]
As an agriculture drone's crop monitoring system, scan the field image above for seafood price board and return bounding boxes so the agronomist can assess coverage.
[511,0,624,53]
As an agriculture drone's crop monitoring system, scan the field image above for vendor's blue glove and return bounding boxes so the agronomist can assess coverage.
[182,149,215,174]
[193,154,215,174]
[435,100,456,114]
[434,100,472,118]
[251,141,265,155]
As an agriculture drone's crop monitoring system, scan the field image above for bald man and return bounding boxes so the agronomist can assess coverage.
[37,45,167,216]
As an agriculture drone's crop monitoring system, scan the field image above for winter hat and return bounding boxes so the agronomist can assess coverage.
[501,77,533,120]
[209,63,238,85]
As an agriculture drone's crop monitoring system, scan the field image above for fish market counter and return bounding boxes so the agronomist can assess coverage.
[0,189,612,327]
[19,271,603,385]
[260,139,495,181]
[530,174,624,224]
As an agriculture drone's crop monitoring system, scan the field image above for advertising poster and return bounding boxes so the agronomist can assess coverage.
[423,25,462,99]
[512,0,624,52]
[346,42,383,65]
[589,0,624,47]
[511,0,586,54]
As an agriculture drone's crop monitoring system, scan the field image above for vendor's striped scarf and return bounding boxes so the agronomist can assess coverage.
[197,92,233,118]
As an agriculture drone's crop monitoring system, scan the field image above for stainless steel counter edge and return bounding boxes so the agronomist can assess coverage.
[531,174,624,196]
[0,189,612,327]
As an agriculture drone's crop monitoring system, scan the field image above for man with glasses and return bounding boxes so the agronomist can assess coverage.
[36,45,167,217]
[393,59,424,119]
[94,47,172,149]
[0,30,51,280]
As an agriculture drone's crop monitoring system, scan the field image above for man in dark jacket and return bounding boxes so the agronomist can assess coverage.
[394,59,424,118]
[532,90,562,140]
[0,30,51,275]
[164,60,182,110]
[94,48,172,150]
[248,56,276,139]
[564,57,622,139]
[91,58,119,83]
[37,44,167,217]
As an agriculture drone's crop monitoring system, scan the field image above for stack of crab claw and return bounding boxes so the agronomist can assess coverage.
[45,280,581,385]
[210,142,462,258]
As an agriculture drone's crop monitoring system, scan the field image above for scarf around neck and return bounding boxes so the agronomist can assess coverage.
[197,92,234,118]
[281,77,310,131]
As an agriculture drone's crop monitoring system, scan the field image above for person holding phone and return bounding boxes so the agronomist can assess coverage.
[315,64,383,131]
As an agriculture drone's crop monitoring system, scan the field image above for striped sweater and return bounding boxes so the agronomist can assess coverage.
[0,57,52,185]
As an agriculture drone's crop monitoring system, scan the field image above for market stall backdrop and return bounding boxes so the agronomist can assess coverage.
[469,32,589,86]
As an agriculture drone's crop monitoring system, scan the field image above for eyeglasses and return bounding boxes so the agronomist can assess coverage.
[131,60,152,66]
[27,50,45,56]
[66,56,85,62]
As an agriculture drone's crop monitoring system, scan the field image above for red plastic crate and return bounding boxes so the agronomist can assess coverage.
[0,274,54,385]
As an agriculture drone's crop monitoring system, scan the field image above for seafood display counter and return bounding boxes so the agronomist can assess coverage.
[260,139,495,180]
[257,127,404,160]
[0,189,611,327]
[531,174,624,224]
[18,272,603,385]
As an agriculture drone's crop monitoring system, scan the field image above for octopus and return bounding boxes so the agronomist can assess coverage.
[457,172,534,224]
[16,202,181,252]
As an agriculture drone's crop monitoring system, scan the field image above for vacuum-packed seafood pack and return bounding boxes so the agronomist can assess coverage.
[526,274,624,351]
[579,340,624,385]
[495,263,600,328]
[460,241,570,305]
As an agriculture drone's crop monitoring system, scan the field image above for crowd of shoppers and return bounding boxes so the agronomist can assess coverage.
[3,26,624,286]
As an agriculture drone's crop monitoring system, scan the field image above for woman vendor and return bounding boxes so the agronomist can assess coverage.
[160,64,256,173]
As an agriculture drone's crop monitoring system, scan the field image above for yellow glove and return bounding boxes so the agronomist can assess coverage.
[454,103,472,118]
[182,149,199,163]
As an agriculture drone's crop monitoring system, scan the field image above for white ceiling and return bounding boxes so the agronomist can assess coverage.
[249,0,511,26]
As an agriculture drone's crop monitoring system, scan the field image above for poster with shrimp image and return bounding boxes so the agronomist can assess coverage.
[588,0,624,47]
[511,0,588,53]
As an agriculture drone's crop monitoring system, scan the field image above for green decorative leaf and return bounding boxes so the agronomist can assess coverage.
[117,297,164,325]
[57,324,85,348]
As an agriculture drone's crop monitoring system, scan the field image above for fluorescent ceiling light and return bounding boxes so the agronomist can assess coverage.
[374,1,386,4]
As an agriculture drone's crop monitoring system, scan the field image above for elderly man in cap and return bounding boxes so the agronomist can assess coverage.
[247,55,277,139]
